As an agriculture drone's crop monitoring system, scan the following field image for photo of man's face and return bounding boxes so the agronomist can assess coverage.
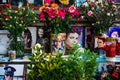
[66,32,79,48]
[94,37,106,48]
[51,33,66,55]
[97,38,105,48]
[65,26,83,50]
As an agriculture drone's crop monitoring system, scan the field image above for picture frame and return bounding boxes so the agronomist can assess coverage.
[94,36,106,58]
[115,0,120,3]
[65,26,84,54]
[51,33,66,55]
[36,27,50,53]
[85,27,93,49]
[94,36,99,49]
[5,0,44,7]
[23,27,37,53]
[9,0,27,6]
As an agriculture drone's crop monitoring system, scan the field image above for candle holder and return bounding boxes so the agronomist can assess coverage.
[106,38,116,61]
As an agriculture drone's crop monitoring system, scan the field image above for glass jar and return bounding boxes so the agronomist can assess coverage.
[106,38,116,61]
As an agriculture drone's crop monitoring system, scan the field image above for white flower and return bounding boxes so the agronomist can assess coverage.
[10,16,12,19]
[10,25,12,27]
[40,50,43,55]
[19,24,22,26]
[33,50,37,56]
[35,43,42,49]
[14,16,17,19]
[16,22,18,24]
[82,2,88,7]
[91,7,94,10]
[15,11,18,13]
[33,21,36,23]
[8,10,11,12]
[32,11,35,14]
[106,13,110,16]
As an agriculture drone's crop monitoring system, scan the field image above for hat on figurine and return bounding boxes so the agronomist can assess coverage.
[4,66,16,77]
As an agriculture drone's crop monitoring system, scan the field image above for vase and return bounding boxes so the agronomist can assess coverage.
[8,50,16,60]
[9,36,24,58]
[51,33,66,55]
[105,38,116,61]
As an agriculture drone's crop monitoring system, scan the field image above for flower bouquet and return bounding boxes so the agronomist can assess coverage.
[39,0,80,34]
[80,0,117,35]
[100,64,120,80]
[39,0,80,54]
[0,3,37,57]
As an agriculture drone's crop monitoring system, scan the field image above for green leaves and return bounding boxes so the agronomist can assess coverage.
[27,44,98,80]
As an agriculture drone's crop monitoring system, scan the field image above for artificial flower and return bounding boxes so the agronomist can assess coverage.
[104,64,120,80]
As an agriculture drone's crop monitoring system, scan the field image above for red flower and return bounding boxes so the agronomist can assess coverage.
[2,21,5,25]
[15,7,19,10]
[1,11,4,15]
[103,3,107,7]
[70,9,79,18]
[33,6,38,10]
[58,9,66,19]
[112,72,119,79]
[20,17,24,21]
[5,16,9,20]
[90,2,96,6]
[47,9,57,19]
[3,4,11,9]
[39,13,45,21]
